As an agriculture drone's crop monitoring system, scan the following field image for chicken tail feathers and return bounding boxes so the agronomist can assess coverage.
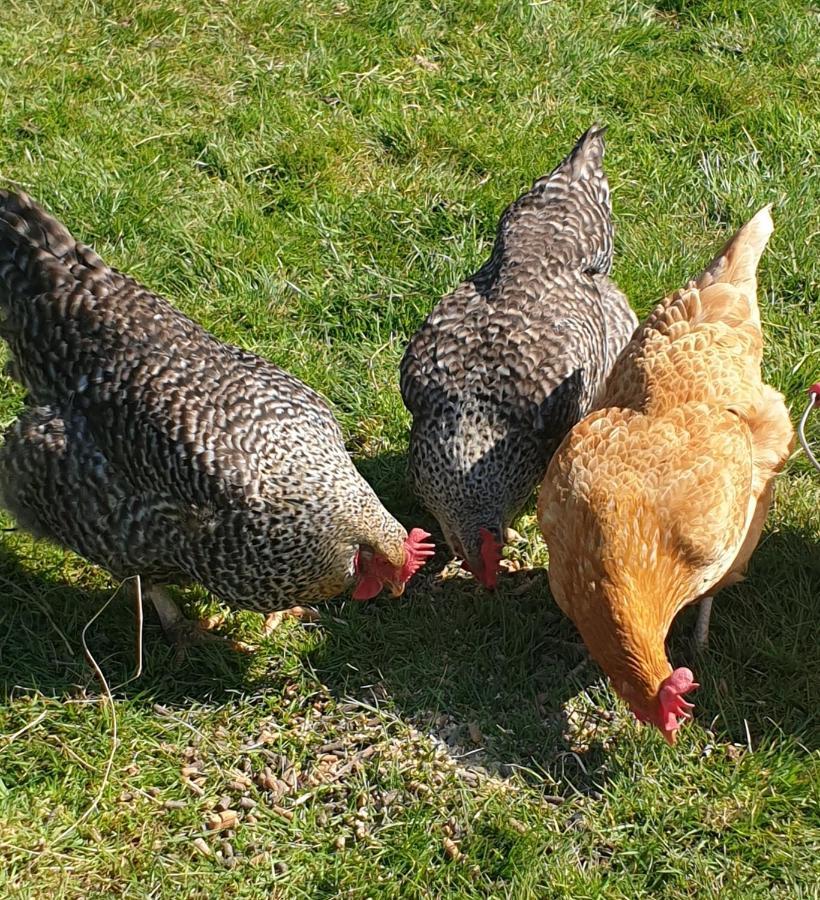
[693,206,773,330]
[0,190,105,312]
[526,123,614,275]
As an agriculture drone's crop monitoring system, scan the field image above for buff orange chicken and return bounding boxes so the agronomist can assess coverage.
[537,207,794,743]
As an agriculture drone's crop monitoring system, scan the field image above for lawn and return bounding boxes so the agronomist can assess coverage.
[0,0,818,896]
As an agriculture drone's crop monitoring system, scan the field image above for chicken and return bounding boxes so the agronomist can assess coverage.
[537,207,794,743]
[0,191,434,642]
[400,126,637,587]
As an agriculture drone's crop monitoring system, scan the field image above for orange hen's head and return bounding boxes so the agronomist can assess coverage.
[627,667,700,744]
[352,528,435,600]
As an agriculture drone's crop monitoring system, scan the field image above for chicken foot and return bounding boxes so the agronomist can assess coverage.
[262,606,321,635]
[141,583,252,653]
[145,584,218,646]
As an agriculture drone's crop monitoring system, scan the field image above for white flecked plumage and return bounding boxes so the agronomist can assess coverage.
[400,126,638,582]
[0,190,432,621]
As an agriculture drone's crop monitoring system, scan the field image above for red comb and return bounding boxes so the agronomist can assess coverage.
[399,528,435,583]
[809,383,820,405]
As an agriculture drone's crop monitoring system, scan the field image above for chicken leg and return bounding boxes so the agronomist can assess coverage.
[693,596,713,652]
[147,584,203,644]
[135,582,250,653]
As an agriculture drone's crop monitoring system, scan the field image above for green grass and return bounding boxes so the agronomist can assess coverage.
[1,0,819,896]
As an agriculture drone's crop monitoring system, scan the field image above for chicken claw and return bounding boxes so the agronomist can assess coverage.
[262,606,320,636]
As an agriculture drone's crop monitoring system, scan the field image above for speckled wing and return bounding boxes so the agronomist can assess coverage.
[0,192,344,509]
[597,275,638,376]
[401,125,636,441]
[401,268,616,439]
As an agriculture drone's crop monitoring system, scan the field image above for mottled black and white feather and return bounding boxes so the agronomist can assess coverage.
[0,191,410,610]
[400,126,637,574]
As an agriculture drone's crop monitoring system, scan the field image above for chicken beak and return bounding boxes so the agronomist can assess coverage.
[388,581,405,598]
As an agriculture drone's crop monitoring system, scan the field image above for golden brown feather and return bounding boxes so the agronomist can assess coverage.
[537,207,794,743]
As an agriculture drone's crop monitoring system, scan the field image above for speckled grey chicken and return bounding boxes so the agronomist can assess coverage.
[400,126,637,587]
[0,191,433,640]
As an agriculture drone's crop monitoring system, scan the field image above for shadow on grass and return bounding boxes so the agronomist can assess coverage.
[1,510,816,791]
[352,449,417,519]
[0,538,256,708]
[306,561,614,792]
[342,446,615,789]
[307,515,820,789]
[669,524,820,751]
